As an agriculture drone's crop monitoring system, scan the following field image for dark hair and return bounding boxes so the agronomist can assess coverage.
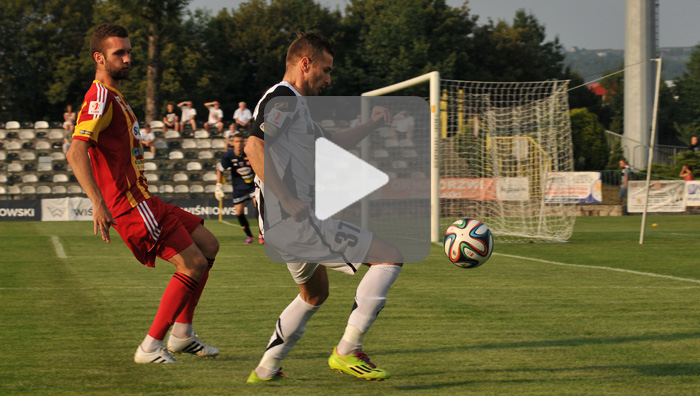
[286,32,335,68]
[90,23,129,62]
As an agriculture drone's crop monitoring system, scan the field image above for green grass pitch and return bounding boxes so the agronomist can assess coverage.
[2,215,700,395]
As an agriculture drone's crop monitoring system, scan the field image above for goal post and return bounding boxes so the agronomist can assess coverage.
[362,73,576,243]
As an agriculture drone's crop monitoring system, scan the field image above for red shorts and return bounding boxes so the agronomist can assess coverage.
[113,197,204,267]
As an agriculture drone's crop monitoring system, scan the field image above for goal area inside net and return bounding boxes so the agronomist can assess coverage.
[363,72,576,243]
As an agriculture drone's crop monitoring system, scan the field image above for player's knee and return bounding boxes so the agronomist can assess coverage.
[385,245,404,264]
[301,289,328,306]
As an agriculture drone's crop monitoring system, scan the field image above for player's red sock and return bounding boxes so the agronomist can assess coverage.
[174,258,214,326]
[148,272,198,340]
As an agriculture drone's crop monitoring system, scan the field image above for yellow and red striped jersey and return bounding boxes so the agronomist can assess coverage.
[73,80,150,217]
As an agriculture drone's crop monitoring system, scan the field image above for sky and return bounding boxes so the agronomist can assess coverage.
[187,0,700,50]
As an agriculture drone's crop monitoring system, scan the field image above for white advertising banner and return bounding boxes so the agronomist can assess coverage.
[685,181,700,207]
[42,198,93,221]
[628,180,685,213]
[544,172,602,203]
[496,177,529,201]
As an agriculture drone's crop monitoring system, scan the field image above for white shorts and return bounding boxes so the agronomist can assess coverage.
[264,216,374,284]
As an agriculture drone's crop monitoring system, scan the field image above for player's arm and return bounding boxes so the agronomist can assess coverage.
[246,135,309,221]
[330,106,390,149]
[66,139,116,243]
[177,101,187,108]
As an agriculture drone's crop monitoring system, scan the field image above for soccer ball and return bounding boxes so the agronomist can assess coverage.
[443,218,494,268]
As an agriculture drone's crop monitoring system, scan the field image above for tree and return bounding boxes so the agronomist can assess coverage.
[569,108,608,171]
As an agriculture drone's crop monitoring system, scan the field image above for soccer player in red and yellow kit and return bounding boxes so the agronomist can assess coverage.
[66,23,220,364]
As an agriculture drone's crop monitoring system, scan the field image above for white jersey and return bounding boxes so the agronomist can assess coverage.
[251,81,330,230]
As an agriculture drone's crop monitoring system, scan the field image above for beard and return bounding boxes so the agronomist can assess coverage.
[106,63,130,80]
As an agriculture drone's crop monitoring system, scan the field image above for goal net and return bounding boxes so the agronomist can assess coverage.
[363,73,576,243]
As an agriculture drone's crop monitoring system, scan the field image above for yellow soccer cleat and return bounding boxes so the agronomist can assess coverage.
[246,367,290,383]
[328,347,390,381]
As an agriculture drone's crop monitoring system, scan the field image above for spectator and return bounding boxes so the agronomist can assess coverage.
[689,136,699,153]
[349,114,361,129]
[163,103,179,132]
[232,101,253,135]
[390,110,414,144]
[619,159,632,205]
[680,165,694,181]
[140,124,157,156]
[63,104,76,132]
[204,101,224,135]
[177,101,197,132]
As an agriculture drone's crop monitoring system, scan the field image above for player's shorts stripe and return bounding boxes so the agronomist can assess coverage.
[136,201,161,241]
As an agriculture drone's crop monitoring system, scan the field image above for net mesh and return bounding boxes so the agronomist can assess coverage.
[439,80,575,242]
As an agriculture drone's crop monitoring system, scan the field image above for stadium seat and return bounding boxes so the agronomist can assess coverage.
[223,184,233,193]
[6,152,18,161]
[144,162,157,171]
[49,130,64,139]
[24,163,36,171]
[21,121,33,129]
[21,186,36,195]
[39,174,52,183]
[373,149,389,158]
[173,173,188,182]
[204,184,217,193]
[7,163,22,172]
[52,185,67,194]
[169,151,184,160]
[399,139,414,147]
[22,174,38,183]
[402,149,417,158]
[0,131,5,139]
[386,171,398,179]
[49,121,62,129]
[174,185,189,193]
[0,174,6,183]
[182,139,196,149]
[198,150,213,159]
[165,130,180,139]
[172,162,185,171]
[0,186,6,195]
[185,151,197,159]
[52,162,66,171]
[197,140,212,149]
[154,140,168,149]
[321,119,335,128]
[186,161,202,171]
[143,151,154,160]
[378,127,393,138]
[20,151,36,161]
[35,141,51,150]
[189,185,204,193]
[203,172,217,182]
[211,140,227,149]
[34,121,49,129]
[145,173,159,182]
[67,185,83,194]
[6,141,21,150]
[385,139,399,148]
[392,160,408,169]
[410,171,426,178]
[53,174,69,183]
[160,185,174,193]
[189,173,202,182]
[35,131,47,139]
[194,130,210,139]
[0,151,5,161]
[150,121,164,129]
[20,131,35,140]
[8,186,21,195]
[180,130,193,138]
[50,152,66,161]
[36,185,52,195]
[5,121,20,129]
[22,142,34,150]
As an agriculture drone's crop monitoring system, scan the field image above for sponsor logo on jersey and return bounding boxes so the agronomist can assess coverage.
[78,129,93,137]
[132,121,140,139]
[267,108,286,127]
[273,101,289,109]
[88,101,104,115]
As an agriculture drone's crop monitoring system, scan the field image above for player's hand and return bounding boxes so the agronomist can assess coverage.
[371,106,391,124]
[92,201,116,243]
[281,197,310,222]
[215,183,224,201]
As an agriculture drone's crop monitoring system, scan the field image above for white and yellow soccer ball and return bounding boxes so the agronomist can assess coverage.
[443,218,494,268]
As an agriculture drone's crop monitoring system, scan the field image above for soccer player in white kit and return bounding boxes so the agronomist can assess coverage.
[244,32,403,382]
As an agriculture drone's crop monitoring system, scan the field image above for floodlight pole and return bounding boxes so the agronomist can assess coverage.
[639,57,662,245]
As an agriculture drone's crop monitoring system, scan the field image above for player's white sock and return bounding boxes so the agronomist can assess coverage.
[339,264,401,355]
[255,294,320,379]
[140,334,163,353]
[171,322,193,338]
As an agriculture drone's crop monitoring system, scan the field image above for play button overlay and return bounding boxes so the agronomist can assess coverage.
[262,96,430,264]
[315,137,389,220]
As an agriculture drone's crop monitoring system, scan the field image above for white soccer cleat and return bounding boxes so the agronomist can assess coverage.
[167,333,219,358]
[134,345,177,364]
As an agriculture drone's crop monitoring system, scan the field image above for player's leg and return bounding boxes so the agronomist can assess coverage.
[235,202,254,243]
[168,221,220,358]
[248,265,328,382]
[329,236,403,380]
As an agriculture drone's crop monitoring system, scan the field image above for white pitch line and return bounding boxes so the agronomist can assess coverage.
[51,236,67,259]
[495,252,700,285]
[220,220,238,227]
